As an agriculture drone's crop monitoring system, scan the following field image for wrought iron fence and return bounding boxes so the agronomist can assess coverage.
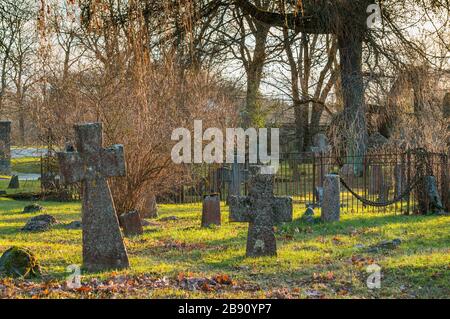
[159,150,449,215]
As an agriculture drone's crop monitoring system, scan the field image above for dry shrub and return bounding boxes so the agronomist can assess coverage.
[37,59,237,214]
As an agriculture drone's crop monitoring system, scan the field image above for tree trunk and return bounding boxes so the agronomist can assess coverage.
[294,100,309,152]
[338,31,368,173]
[243,21,269,128]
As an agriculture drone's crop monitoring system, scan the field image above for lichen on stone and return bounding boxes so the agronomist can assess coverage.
[0,246,42,278]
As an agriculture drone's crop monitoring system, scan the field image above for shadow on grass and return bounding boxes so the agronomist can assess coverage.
[286,213,438,236]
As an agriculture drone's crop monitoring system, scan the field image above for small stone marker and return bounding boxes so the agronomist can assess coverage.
[119,211,144,237]
[139,194,158,219]
[57,122,129,272]
[0,246,41,278]
[321,174,340,222]
[8,175,19,189]
[425,176,444,214]
[23,203,44,214]
[22,214,57,232]
[302,206,315,223]
[229,166,293,257]
[0,120,11,175]
[201,194,221,227]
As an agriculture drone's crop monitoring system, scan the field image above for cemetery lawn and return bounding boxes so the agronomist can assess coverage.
[0,198,449,299]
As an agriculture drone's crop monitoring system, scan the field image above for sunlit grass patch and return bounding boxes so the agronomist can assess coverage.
[0,198,448,298]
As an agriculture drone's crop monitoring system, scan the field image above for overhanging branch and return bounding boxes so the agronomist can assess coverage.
[234,0,334,34]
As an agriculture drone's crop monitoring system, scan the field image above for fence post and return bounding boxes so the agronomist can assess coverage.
[406,152,411,214]
[441,154,449,212]
[312,154,316,203]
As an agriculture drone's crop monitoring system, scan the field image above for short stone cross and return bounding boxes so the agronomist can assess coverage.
[57,123,129,272]
[229,166,292,257]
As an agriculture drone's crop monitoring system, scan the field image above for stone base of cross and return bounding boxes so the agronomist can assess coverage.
[229,166,292,257]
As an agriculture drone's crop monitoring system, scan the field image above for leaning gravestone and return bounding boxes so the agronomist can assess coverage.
[8,175,19,189]
[119,211,144,237]
[201,194,221,227]
[229,166,293,257]
[321,174,341,222]
[139,194,158,219]
[57,123,129,271]
[0,120,11,175]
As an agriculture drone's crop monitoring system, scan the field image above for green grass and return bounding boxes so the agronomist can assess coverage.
[0,197,449,299]
[0,156,41,194]
[11,157,41,174]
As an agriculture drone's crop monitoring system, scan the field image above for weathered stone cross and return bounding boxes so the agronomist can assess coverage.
[57,123,129,272]
[229,166,292,257]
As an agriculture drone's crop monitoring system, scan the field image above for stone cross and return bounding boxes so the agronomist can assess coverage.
[0,120,12,175]
[57,123,129,272]
[229,166,292,257]
[321,174,340,222]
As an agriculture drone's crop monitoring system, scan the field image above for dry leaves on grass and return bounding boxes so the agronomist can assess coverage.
[350,255,376,267]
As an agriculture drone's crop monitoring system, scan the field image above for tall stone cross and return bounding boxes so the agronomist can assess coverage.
[57,123,129,272]
[229,166,292,257]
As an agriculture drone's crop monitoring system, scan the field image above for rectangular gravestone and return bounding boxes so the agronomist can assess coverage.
[120,211,144,237]
[201,194,221,227]
[0,121,11,175]
[321,174,340,222]
[229,165,292,257]
[57,123,129,272]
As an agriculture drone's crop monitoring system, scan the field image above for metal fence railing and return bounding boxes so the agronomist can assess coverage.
[157,150,449,215]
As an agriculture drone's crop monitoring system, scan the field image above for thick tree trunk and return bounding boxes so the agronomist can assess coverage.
[294,101,309,152]
[338,31,368,172]
[245,72,263,127]
[243,20,269,128]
